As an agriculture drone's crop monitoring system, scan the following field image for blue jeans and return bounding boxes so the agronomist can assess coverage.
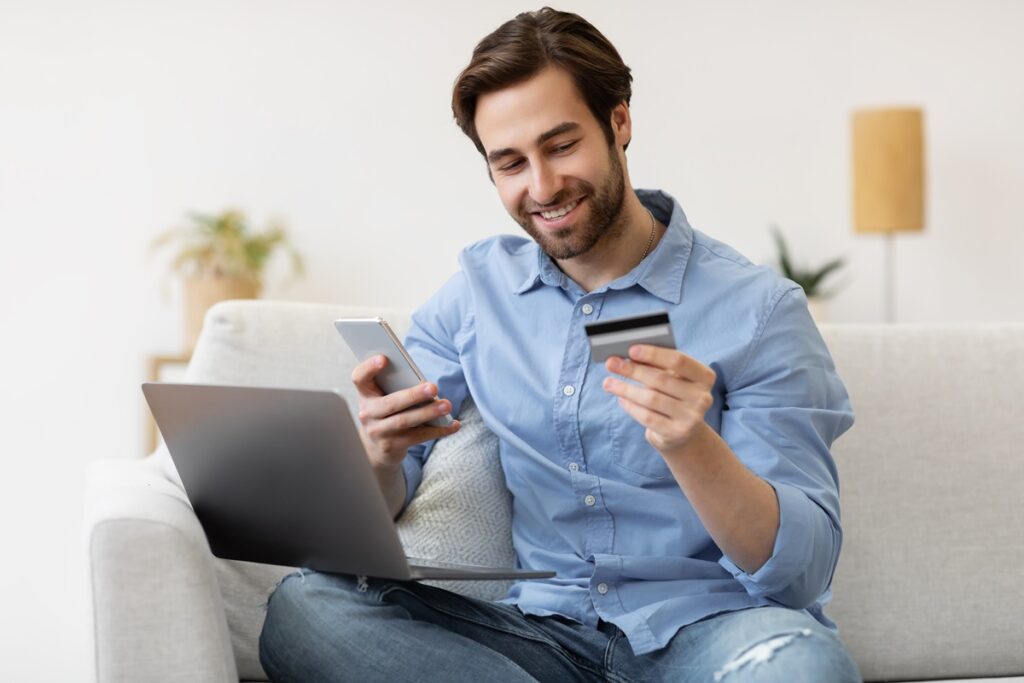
[259,570,862,682]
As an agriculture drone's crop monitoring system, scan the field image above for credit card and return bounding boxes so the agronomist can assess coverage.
[584,311,676,363]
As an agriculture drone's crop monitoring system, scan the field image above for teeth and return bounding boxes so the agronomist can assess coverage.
[540,199,579,220]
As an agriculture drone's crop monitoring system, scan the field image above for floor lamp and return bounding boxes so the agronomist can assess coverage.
[852,108,925,323]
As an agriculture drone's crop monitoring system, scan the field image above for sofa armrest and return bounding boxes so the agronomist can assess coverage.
[85,456,239,683]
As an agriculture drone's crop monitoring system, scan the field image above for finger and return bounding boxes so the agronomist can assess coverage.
[627,345,716,385]
[361,381,438,420]
[367,397,452,434]
[605,356,689,399]
[405,419,462,442]
[366,418,462,452]
[615,395,674,433]
[602,375,676,418]
[351,355,388,397]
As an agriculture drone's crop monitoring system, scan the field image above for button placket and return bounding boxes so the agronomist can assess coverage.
[555,304,593,475]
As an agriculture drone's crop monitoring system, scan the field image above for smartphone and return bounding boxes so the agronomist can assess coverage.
[334,317,454,428]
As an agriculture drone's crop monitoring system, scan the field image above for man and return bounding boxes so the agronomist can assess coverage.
[260,8,861,682]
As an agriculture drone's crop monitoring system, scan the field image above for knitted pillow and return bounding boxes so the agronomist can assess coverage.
[395,397,515,601]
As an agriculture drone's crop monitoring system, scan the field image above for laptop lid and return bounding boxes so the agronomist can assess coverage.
[142,382,555,582]
[142,382,416,580]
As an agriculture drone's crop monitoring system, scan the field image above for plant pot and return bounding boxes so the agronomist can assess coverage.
[183,275,261,352]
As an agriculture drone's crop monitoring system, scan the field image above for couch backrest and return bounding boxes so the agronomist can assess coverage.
[820,323,1024,682]
[185,300,414,408]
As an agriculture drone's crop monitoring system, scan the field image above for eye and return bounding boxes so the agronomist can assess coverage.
[553,140,578,153]
[499,159,525,173]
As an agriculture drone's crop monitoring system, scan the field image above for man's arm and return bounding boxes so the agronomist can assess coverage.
[604,287,853,607]
[603,346,779,573]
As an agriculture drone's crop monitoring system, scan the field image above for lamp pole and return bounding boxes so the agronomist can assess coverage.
[884,231,895,323]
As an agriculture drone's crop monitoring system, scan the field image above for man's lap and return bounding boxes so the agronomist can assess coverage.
[259,569,861,682]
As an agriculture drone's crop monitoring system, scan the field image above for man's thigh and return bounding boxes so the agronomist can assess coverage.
[609,607,862,683]
[259,569,606,683]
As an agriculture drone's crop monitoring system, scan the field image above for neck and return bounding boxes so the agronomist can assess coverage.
[555,190,664,293]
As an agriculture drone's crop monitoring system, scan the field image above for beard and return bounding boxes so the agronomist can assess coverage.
[512,147,627,261]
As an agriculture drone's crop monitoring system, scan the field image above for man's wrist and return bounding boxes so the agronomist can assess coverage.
[372,459,407,518]
[658,421,719,465]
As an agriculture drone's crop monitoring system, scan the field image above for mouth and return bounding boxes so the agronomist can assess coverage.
[531,197,585,229]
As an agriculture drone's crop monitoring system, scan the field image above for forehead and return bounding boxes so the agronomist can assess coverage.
[474,66,596,154]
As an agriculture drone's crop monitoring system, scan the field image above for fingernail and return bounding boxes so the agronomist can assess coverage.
[607,357,621,371]
[436,401,449,413]
[422,384,434,397]
[375,355,384,368]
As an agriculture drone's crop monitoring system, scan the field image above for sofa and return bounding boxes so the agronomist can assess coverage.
[84,300,1024,682]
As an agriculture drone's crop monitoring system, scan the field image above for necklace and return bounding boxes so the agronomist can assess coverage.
[640,210,657,262]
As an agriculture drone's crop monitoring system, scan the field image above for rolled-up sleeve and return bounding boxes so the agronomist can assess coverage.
[398,271,472,512]
[717,285,854,609]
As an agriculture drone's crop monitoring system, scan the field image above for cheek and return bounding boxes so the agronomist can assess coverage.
[574,148,609,182]
[495,179,525,214]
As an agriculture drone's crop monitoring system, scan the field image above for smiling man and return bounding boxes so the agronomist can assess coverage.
[259,8,861,682]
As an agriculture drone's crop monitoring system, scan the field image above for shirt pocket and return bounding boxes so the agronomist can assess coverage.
[610,418,673,481]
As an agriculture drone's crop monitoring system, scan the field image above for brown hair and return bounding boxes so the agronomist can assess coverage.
[452,7,633,157]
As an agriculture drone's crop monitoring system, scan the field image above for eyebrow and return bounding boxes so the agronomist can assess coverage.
[486,121,582,165]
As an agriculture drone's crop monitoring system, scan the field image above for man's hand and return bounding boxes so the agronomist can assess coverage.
[352,354,461,470]
[601,344,716,457]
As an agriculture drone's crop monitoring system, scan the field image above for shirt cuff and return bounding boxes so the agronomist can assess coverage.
[718,481,818,598]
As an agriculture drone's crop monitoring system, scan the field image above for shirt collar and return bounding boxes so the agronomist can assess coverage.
[513,189,693,304]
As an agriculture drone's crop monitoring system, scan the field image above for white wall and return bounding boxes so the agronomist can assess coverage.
[1,0,1021,679]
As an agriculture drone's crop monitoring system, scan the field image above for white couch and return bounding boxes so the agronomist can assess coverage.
[84,300,1024,682]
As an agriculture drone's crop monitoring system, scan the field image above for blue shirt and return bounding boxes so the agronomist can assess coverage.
[402,189,854,656]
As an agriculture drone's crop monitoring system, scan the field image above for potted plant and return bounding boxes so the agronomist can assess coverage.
[152,209,304,351]
[770,226,846,323]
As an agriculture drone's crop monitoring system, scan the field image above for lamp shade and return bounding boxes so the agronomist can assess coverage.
[852,108,925,233]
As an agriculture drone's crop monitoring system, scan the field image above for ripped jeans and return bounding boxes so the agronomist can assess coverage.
[259,570,862,683]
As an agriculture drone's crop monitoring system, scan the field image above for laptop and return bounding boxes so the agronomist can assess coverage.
[142,382,554,582]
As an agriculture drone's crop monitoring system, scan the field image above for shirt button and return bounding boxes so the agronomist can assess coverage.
[562,385,575,397]
[582,303,594,315]
[597,583,609,595]
[568,463,580,472]
[584,495,596,506]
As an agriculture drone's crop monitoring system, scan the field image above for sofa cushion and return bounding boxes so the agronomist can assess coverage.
[155,300,515,681]
[820,324,1024,682]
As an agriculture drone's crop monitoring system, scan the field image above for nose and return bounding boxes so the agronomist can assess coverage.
[528,160,564,207]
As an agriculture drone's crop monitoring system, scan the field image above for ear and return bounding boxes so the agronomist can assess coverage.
[610,102,632,150]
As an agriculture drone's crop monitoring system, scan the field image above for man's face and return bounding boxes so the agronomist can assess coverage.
[474,67,629,260]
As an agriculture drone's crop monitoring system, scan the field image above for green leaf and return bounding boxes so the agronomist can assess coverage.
[768,225,847,298]
[151,209,306,282]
